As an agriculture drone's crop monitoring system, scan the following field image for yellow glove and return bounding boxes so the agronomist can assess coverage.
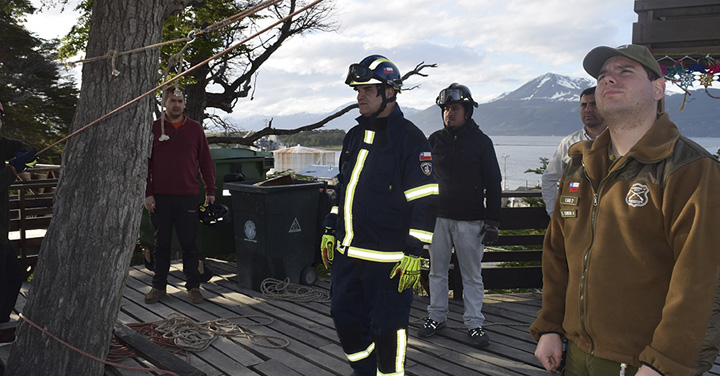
[320,227,335,269]
[389,254,421,293]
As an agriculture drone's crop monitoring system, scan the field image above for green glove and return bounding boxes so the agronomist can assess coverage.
[320,227,335,269]
[389,254,421,293]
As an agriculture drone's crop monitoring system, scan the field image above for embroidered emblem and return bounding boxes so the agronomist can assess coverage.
[626,183,649,207]
[560,196,578,206]
[568,182,580,192]
[419,152,432,161]
[560,209,577,218]
[420,162,433,176]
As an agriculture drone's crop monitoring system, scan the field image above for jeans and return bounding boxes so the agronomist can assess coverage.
[427,217,486,329]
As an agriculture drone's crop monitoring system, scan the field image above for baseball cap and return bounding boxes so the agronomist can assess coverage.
[583,44,663,80]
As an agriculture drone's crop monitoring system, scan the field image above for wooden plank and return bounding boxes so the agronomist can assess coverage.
[130,267,348,376]
[120,281,262,376]
[482,250,542,263]
[633,18,720,44]
[635,0,720,12]
[494,234,544,247]
[252,359,303,376]
[499,207,549,230]
[120,260,552,376]
[9,216,52,231]
[114,322,206,376]
[483,267,543,290]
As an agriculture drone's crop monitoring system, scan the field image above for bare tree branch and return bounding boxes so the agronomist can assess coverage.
[207,103,358,145]
[205,59,438,146]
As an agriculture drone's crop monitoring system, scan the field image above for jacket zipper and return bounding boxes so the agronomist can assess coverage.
[578,162,597,353]
[578,159,623,355]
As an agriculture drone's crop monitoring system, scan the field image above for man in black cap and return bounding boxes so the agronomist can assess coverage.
[530,44,720,376]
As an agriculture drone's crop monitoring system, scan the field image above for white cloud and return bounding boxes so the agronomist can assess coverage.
[24,0,641,119]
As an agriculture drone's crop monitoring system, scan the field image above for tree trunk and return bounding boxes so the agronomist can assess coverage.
[6,0,201,374]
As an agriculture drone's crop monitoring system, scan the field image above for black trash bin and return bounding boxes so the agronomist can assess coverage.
[226,179,326,291]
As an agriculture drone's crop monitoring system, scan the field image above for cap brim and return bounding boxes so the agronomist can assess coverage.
[583,46,621,79]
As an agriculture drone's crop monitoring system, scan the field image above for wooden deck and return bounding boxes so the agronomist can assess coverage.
[5,259,720,375]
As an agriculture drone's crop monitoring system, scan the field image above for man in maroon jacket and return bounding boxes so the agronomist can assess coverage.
[143,87,216,305]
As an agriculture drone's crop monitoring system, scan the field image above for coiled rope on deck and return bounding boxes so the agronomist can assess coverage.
[261,277,330,303]
[153,313,290,351]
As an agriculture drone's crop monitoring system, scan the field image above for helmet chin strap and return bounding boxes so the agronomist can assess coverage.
[369,86,396,119]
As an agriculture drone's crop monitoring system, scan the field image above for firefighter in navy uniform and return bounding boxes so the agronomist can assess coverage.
[320,55,438,376]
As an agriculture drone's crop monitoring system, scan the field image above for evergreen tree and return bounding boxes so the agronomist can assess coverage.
[0,1,78,164]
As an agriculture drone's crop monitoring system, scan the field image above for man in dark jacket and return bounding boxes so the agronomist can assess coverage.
[320,55,438,376]
[0,100,38,345]
[418,83,502,348]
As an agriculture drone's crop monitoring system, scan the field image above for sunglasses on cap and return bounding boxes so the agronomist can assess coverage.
[345,64,384,85]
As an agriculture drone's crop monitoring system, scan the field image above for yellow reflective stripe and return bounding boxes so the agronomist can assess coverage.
[396,328,406,375]
[364,130,375,144]
[377,329,407,376]
[346,342,375,362]
[338,246,404,263]
[368,58,391,70]
[409,229,433,243]
[342,149,369,247]
[404,184,439,202]
[330,206,339,215]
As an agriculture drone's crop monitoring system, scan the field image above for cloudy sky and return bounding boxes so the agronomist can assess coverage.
[24,0,638,121]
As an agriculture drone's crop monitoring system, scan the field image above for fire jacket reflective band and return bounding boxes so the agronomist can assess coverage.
[342,130,375,248]
[337,245,404,263]
[364,130,375,144]
[409,229,433,243]
[330,206,338,215]
[345,342,375,362]
[404,184,439,202]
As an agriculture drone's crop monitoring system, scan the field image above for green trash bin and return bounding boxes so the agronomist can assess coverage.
[226,179,326,291]
[138,147,274,259]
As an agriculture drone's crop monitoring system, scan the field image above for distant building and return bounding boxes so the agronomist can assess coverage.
[297,165,340,183]
[255,135,284,152]
[271,145,338,175]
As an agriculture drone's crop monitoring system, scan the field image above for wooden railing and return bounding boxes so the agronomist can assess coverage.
[9,164,60,279]
[419,190,549,298]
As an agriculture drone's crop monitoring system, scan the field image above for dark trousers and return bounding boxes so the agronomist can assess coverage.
[150,195,200,290]
[330,250,413,376]
[0,241,23,323]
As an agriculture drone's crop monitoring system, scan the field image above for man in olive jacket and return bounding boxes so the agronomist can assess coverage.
[531,45,720,376]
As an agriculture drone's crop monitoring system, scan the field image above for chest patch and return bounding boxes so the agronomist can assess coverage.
[626,183,649,207]
[560,209,577,218]
[560,195,578,206]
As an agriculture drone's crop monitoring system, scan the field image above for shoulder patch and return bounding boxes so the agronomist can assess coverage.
[421,162,433,176]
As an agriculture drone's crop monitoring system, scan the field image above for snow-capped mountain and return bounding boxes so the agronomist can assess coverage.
[221,73,720,138]
[408,73,720,137]
[492,73,594,102]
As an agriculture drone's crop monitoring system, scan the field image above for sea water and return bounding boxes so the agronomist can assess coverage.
[329,136,720,191]
[493,135,720,190]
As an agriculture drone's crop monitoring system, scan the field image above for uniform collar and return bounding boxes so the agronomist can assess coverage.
[570,113,680,183]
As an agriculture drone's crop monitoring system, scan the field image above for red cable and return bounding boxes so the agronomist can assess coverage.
[19,313,180,376]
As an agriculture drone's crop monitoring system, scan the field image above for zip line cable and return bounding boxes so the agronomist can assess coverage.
[36,0,323,156]
[64,0,283,70]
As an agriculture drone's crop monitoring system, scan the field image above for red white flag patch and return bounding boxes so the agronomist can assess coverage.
[419,152,432,161]
[568,182,580,192]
